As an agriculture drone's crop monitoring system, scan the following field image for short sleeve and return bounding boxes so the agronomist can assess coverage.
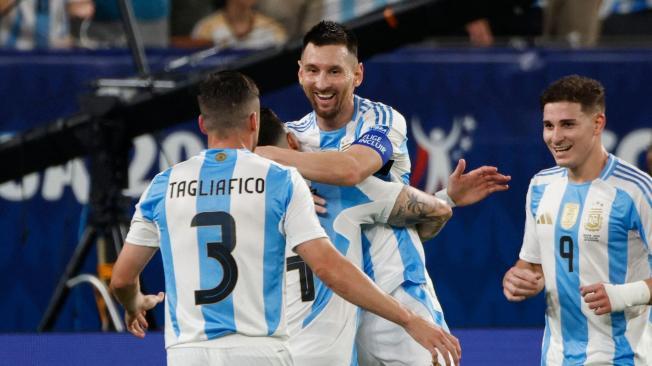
[125,172,169,248]
[519,181,541,264]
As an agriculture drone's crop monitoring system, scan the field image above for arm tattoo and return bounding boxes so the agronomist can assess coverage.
[389,190,443,226]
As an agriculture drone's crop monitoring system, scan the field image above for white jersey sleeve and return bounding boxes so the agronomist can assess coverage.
[126,172,168,248]
[353,176,403,224]
[519,177,542,264]
[284,168,328,250]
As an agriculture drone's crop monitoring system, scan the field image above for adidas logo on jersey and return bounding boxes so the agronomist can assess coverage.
[536,213,553,225]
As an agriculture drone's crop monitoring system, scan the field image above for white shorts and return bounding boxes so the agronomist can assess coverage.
[356,282,452,366]
[167,336,293,366]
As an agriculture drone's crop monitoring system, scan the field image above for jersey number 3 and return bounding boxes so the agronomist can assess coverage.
[191,211,239,305]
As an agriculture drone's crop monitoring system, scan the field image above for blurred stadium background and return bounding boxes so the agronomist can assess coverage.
[1,0,651,364]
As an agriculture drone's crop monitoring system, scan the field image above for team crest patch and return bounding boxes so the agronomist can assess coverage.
[584,205,602,231]
[560,203,580,230]
[215,152,227,161]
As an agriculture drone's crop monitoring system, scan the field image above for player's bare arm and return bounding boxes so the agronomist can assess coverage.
[503,259,544,302]
[446,159,511,207]
[581,278,652,315]
[255,143,382,186]
[387,185,452,240]
[110,243,165,338]
[295,237,461,365]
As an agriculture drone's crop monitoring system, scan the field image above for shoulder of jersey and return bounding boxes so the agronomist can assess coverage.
[357,96,402,128]
[604,156,652,199]
[285,113,315,133]
[531,166,566,185]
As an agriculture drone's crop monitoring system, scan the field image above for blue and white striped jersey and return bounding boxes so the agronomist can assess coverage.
[125,148,327,349]
[285,177,403,365]
[519,154,652,365]
[286,94,445,321]
[286,94,411,184]
[0,0,69,49]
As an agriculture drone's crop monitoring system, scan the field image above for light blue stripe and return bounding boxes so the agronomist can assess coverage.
[361,233,375,281]
[402,283,449,332]
[393,228,426,285]
[555,184,588,365]
[304,183,373,327]
[614,163,652,195]
[302,183,342,328]
[320,126,347,150]
[197,149,237,339]
[379,104,387,126]
[372,103,381,126]
[149,170,180,337]
[263,164,292,335]
[608,189,635,364]
[400,172,410,185]
[530,184,547,218]
[541,314,551,366]
[613,173,652,208]
[388,106,393,128]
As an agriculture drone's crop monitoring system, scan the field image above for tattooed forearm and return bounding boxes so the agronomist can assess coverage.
[388,187,452,228]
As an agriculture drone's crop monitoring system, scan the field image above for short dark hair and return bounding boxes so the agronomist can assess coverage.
[197,70,260,133]
[257,107,286,147]
[540,75,605,114]
[302,20,358,58]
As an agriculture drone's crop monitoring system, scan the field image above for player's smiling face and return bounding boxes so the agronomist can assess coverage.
[542,101,603,172]
[298,43,362,127]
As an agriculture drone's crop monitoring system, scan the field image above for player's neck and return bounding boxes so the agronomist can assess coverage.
[315,98,355,131]
[207,133,253,151]
[567,147,608,183]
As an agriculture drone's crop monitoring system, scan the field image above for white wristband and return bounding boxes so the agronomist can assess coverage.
[603,281,651,312]
[435,188,456,208]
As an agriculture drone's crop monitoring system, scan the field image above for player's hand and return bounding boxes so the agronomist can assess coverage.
[580,283,612,315]
[405,316,461,366]
[312,192,327,214]
[446,159,510,207]
[503,266,543,302]
[125,292,165,338]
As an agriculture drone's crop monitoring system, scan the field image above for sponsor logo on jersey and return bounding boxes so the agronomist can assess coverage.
[561,203,580,230]
[369,125,390,134]
[536,212,553,225]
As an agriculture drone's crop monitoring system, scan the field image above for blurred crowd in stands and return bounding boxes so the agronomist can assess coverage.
[0,0,651,50]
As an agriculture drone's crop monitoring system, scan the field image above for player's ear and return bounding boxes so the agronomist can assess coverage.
[198,115,208,135]
[249,111,259,133]
[297,60,304,85]
[594,112,606,135]
[354,62,363,87]
[287,132,301,151]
